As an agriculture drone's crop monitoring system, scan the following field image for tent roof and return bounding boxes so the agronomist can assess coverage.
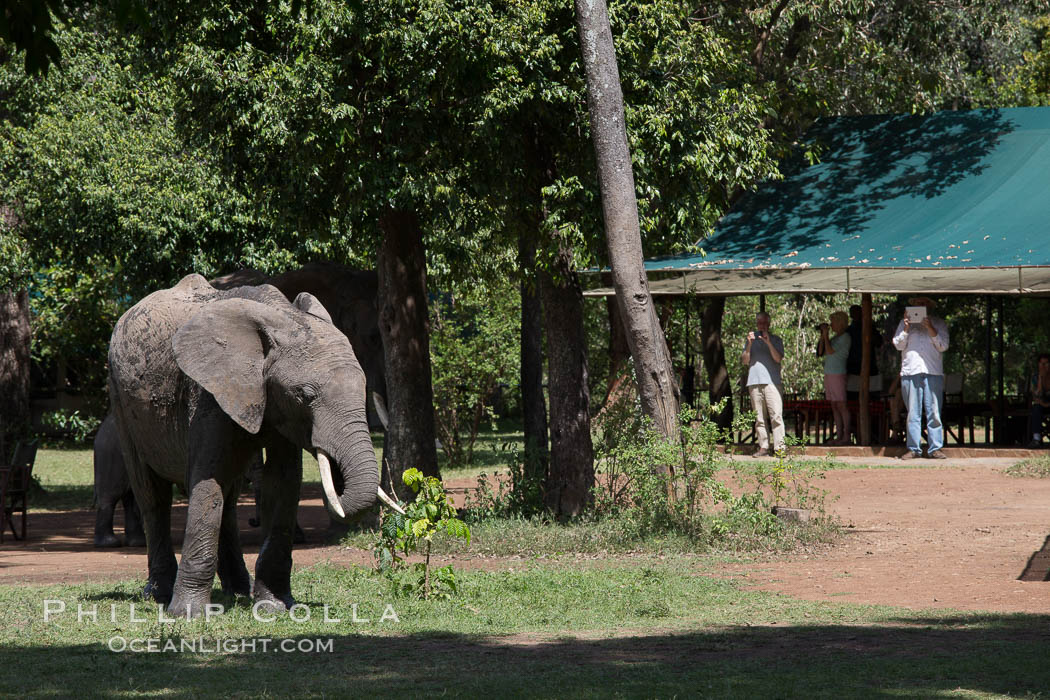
[586,106,1050,296]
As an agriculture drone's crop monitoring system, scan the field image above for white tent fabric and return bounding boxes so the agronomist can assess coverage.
[583,266,1050,297]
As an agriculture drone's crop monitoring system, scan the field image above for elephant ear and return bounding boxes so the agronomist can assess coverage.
[293,292,333,325]
[172,299,289,434]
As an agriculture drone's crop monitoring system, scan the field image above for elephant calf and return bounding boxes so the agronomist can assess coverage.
[93,414,145,548]
[108,274,400,617]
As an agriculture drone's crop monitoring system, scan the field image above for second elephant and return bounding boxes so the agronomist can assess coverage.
[93,414,145,548]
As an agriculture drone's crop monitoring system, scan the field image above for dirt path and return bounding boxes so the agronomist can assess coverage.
[709,457,1050,613]
[2,461,1049,614]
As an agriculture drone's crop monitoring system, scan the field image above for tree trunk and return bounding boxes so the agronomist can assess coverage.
[701,296,734,431]
[377,211,439,498]
[0,289,31,452]
[573,0,680,445]
[601,271,631,409]
[540,244,594,518]
[519,227,549,483]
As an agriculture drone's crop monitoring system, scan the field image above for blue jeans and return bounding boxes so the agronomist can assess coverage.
[901,374,944,455]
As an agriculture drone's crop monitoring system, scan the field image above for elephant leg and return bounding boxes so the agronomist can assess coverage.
[94,497,122,548]
[253,439,302,609]
[167,477,224,618]
[248,452,263,528]
[217,477,252,597]
[112,406,176,603]
[132,468,177,605]
[122,490,146,547]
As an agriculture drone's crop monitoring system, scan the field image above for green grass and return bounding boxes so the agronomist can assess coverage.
[1004,454,1050,478]
[436,422,526,479]
[31,445,96,511]
[14,434,1050,697]
[1,562,1047,698]
[30,441,381,512]
[345,514,840,559]
[31,426,516,512]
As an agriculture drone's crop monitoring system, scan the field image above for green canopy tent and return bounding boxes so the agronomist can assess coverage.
[585,106,1050,445]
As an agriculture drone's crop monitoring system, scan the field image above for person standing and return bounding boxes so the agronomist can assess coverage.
[1027,353,1050,448]
[817,311,852,445]
[742,311,785,457]
[892,297,949,459]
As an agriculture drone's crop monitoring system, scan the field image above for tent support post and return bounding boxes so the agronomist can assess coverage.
[985,297,992,444]
[859,293,872,445]
[998,297,1005,444]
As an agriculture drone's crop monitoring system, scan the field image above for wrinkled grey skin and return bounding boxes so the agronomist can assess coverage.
[95,263,380,549]
[211,263,385,430]
[93,414,146,548]
[95,416,304,547]
[108,274,378,617]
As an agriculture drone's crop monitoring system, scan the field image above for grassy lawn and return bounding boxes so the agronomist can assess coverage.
[17,431,1048,697]
[1,562,1048,698]
[32,428,513,513]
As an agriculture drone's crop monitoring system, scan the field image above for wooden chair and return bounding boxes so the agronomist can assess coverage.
[941,373,976,445]
[1,439,39,543]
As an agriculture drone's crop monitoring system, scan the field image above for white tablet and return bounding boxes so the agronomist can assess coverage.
[906,306,926,324]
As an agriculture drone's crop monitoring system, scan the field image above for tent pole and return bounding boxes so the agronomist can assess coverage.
[859,293,872,445]
[998,296,1005,444]
[985,297,992,444]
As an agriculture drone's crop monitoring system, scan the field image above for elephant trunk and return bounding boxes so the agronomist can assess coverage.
[316,425,402,520]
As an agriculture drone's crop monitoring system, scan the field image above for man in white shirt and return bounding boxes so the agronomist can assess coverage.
[742,311,785,457]
[892,296,949,459]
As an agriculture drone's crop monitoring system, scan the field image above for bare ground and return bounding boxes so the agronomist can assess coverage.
[2,459,1049,614]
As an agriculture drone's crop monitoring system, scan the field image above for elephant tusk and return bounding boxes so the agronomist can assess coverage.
[316,451,346,519]
[377,486,406,515]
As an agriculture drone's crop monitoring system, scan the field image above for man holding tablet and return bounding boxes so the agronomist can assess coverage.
[892,296,950,459]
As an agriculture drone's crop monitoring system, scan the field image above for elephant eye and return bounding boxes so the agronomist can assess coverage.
[296,384,319,405]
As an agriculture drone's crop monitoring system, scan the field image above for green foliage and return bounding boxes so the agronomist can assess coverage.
[1003,15,1050,106]
[463,450,546,522]
[593,399,732,539]
[28,263,124,407]
[591,392,833,548]
[40,409,101,445]
[430,281,520,467]
[0,21,286,293]
[375,468,470,600]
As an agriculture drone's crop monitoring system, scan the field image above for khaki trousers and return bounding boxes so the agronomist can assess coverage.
[748,383,785,451]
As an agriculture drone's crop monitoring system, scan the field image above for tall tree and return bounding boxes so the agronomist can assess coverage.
[518,225,548,483]
[377,211,440,492]
[701,297,733,431]
[540,241,593,515]
[0,287,30,449]
[573,0,680,446]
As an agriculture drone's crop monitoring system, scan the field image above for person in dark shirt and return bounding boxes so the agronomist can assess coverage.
[1027,353,1050,449]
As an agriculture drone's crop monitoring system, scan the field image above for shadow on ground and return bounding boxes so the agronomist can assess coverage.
[1,615,1048,697]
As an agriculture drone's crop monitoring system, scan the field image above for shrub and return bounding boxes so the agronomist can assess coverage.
[40,409,101,444]
[430,281,520,467]
[375,468,471,600]
[591,394,833,545]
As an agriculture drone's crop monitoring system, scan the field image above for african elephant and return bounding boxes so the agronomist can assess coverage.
[94,263,383,548]
[93,414,145,548]
[211,262,386,430]
[108,274,400,617]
